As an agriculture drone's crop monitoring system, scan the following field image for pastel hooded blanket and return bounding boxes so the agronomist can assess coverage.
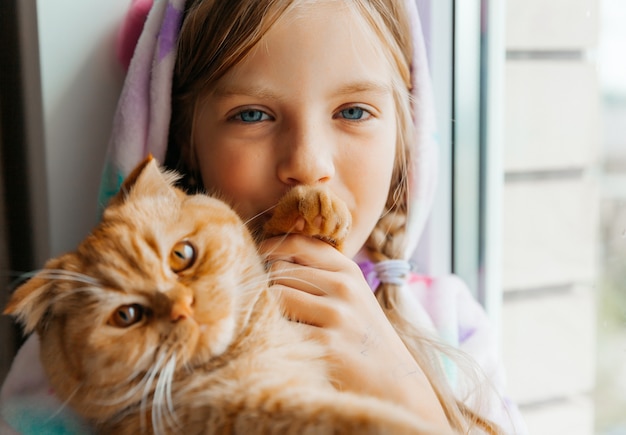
[1,0,526,433]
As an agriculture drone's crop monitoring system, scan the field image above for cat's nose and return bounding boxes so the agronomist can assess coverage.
[170,295,194,322]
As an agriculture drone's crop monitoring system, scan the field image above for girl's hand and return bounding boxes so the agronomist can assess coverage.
[259,234,451,429]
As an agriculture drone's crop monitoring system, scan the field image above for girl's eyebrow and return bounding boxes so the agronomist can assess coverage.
[212,81,392,100]
[333,81,392,97]
[212,84,282,100]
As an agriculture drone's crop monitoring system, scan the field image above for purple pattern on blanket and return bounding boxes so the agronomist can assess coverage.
[458,326,476,344]
[158,3,183,61]
[357,261,379,292]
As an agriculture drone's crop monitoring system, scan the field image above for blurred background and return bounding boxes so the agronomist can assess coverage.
[0,0,625,433]
[499,0,626,432]
[594,0,626,431]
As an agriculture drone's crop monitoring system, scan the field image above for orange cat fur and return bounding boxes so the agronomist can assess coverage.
[262,184,351,251]
[4,158,443,434]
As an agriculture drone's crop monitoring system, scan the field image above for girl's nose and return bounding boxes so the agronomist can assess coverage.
[277,122,335,185]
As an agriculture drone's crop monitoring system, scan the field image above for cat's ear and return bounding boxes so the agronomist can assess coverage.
[108,155,182,207]
[3,255,69,334]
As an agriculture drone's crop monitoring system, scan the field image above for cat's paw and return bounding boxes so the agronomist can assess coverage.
[263,185,351,251]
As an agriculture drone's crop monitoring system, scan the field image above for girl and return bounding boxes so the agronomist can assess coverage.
[1,0,526,433]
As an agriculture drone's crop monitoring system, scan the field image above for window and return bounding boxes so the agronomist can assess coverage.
[424,0,625,433]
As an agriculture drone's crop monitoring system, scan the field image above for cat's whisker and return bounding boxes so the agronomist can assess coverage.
[12,268,100,288]
[235,273,311,298]
[246,218,274,246]
[258,250,319,271]
[47,286,98,307]
[181,358,194,375]
[236,274,271,291]
[44,382,83,423]
[125,363,154,387]
[242,203,278,227]
[259,262,314,279]
[264,275,327,295]
[153,353,168,432]
[236,278,276,305]
[140,351,167,433]
[237,279,274,297]
[237,271,327,302]
[255,229,301,258]
[152,352,181,434]
[234,273,327,329]
[92,367,154,406]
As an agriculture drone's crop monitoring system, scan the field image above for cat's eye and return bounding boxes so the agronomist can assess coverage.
[170,241,196,273]
[109,304,146,328]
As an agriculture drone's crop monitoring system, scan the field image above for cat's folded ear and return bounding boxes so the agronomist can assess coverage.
[107,154,183,208]
[3,255,69,334]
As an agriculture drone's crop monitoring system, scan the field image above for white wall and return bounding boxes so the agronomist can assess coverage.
[501,0,600,433]
[36,0,129,256]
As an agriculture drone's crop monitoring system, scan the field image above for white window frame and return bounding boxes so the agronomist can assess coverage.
[417,0,505,334]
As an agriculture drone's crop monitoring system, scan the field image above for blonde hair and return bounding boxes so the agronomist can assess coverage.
[167,1,502,433]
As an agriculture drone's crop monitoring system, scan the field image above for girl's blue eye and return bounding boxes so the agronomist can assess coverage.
[338,107,370,121]
[234,109,270,123]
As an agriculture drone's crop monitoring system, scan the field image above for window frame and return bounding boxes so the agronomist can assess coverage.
[418,0,505,331]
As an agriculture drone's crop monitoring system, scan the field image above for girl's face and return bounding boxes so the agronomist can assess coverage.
[193,2,398,258]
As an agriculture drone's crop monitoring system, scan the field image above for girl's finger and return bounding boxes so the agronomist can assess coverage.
[266,260,329,296]
[268,258,370,305]
[259,234,346,270]
[270,283,340,327]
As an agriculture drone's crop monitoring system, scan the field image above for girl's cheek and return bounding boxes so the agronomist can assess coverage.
[199,150,272,217]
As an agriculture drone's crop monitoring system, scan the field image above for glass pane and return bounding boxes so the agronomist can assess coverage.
[453,0,483,300]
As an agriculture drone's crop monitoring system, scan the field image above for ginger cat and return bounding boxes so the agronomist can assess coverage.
[4,158,441,434]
